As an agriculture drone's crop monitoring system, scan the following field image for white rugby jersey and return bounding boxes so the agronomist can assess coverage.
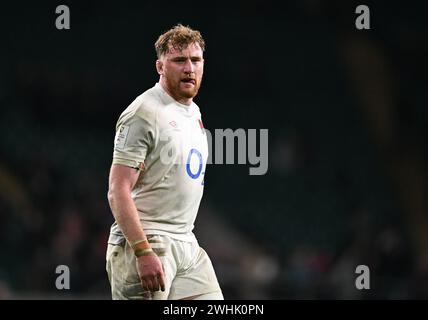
[109,83,208,243]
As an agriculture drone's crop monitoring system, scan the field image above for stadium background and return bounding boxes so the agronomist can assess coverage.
[0,0,427,299]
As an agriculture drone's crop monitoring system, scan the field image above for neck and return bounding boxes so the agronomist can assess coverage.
[159,78,192,106]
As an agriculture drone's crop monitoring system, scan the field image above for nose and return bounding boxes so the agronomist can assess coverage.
[183,58,195,74]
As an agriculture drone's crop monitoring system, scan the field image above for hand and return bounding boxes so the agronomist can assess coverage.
[136,253,166,292]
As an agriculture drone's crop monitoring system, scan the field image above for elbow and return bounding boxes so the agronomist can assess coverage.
[107,188,115,208]
[107,184,129,208]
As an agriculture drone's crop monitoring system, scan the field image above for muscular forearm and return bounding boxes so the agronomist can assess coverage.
[108,188,150,247]
[108,186,165,292]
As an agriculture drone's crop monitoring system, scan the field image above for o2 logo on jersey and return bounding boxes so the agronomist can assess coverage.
[186,148,205,185]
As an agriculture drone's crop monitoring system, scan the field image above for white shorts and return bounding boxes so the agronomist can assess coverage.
[106,234,223,300]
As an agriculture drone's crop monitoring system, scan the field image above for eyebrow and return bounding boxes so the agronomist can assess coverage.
[170,56,203,61]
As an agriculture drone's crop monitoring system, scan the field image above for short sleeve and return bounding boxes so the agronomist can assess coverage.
[112,112,155,169]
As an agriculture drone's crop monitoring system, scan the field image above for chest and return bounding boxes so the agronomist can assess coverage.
[155,107,208,160]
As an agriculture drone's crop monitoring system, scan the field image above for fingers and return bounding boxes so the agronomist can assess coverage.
[158,271,166,292]
[142,278,154,292]
[141,273,165,292]
[137,257,166,292]
[151,277,160,292]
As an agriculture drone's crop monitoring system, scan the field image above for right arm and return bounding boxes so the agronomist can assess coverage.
[107,163,165,292]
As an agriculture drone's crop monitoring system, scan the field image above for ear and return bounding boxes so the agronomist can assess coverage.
[156,60,163,75]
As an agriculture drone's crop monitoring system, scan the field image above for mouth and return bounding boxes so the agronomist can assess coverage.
[181,78,196,86]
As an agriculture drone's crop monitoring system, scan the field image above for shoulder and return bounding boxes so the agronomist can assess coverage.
[191,102,202,118]
[118,86,162,125]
